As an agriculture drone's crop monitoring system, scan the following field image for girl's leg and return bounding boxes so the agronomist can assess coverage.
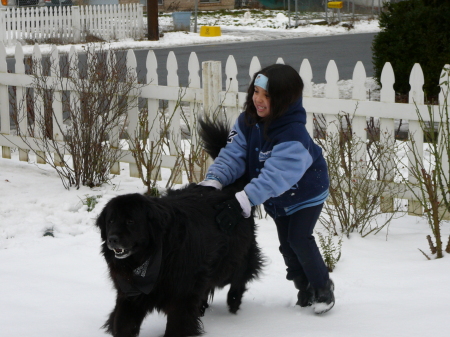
[274,203,329,289]
[275,215,307,282]
[275,203,335,313]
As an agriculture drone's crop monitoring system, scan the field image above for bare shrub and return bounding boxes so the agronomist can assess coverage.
[128,89,223,194]
[315,111,405,237]
[397,68,450,258]
[9,45,142,189]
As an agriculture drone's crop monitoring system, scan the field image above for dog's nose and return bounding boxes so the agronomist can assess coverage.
[108,235,120,246]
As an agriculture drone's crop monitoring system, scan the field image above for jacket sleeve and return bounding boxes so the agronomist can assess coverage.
[205,118,247,186]
[244,140,313,206]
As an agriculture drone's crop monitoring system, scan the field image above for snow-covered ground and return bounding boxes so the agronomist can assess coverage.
[1,150,449,337]
[2,10,449,337]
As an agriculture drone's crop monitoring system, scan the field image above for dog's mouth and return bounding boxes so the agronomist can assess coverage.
[111,248,132,259]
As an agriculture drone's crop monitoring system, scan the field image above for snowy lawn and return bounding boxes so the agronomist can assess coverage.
[1,150,449,337]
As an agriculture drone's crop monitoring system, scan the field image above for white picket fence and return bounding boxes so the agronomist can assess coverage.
[0,4,144,45]
[0,43,449,217]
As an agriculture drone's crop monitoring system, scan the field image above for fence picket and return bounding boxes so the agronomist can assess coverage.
[188,51,200,146]
[125,49,140,178]
[15,43,28,162]
[144,50,162,181]
[379,116,396,212]
[249,56,261,84]
[50,46,64,167]
[380,62,395,103]
[351,61,368,180]
[352,61,367,101]
[409,63,424,105]
[323,60,340,135]
[0,42,10,159]
[146,50,159,143]
[225,55,239,121]
[166,51,182,183]
[407,119,424,216]
[32,45,45,165]
[325,60,339,99]
[378,63,397,212]
[299,59,314,135]
[406,63,425,215]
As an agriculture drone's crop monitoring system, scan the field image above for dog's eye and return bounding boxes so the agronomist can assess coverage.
[126,220,134,226]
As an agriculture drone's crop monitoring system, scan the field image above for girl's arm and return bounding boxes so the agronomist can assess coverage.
[203,118,247,187]
[244,140,313,206]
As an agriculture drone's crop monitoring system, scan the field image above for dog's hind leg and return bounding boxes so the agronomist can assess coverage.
[227,284,247,314]
[227,242,263,314]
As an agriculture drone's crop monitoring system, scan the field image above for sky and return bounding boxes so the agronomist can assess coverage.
[1,10,449,337]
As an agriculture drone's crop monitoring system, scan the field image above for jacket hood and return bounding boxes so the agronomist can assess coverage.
[268,97,306,130]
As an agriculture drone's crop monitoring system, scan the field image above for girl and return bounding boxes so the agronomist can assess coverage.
[199,63,334,314]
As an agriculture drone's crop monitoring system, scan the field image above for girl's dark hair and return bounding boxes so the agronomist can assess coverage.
[243,64,304,130]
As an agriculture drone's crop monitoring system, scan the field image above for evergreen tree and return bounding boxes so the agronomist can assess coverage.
[372,0,450,99]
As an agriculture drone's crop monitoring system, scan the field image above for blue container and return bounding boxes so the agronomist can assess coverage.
[172,12,191,32]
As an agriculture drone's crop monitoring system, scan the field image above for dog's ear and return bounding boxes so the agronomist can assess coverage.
[146,199,172,232]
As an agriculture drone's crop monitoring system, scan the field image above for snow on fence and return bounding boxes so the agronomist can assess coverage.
[0,4,144,45]
[0,43,449,217]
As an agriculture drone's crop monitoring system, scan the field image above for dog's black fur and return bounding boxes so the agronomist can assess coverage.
[96,118,263,337]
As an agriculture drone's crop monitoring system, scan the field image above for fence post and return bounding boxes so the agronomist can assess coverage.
[202,61,222,116]
[138,4,144,39]
[72,6,81,44]
[0,9,6,46]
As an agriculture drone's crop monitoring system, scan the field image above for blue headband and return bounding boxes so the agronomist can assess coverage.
[254,74,269,91]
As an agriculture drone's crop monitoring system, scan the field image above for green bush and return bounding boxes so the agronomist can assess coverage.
[372,0,450,98]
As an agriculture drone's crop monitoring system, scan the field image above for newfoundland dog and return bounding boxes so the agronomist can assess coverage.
[95,118,263,337]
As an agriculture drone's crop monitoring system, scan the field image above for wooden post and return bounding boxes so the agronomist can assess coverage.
[202,61,222,117]
[72,6,81,43]
[147,0,159,41]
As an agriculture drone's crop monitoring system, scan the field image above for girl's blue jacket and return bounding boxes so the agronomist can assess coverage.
[206,98,329,218]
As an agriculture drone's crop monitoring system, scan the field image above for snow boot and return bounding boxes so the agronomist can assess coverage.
[313,279,335,314]
[293,276,315,307]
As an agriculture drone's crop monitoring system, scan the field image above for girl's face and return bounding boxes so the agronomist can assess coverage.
[253,85,271,118]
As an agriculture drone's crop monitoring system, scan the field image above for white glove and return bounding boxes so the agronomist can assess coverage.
[198,179,222,190]
[235,190,252,218]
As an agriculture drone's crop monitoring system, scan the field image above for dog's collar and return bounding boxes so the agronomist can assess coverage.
[116,247,162,297]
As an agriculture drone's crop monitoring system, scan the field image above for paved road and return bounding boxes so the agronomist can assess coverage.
[133,32,377,91]
[6,32,376,92]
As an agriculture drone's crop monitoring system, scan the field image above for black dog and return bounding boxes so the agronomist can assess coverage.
[95,118,263,337]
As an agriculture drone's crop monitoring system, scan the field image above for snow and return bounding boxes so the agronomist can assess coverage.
[2,10,449,337]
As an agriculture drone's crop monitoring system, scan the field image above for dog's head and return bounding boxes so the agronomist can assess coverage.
[96,193,169,260]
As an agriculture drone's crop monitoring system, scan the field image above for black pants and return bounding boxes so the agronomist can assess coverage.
[274,203,329,289]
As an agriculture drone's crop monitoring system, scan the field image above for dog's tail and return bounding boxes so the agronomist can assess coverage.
[198,115,231,160]
[198,115,251,193]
